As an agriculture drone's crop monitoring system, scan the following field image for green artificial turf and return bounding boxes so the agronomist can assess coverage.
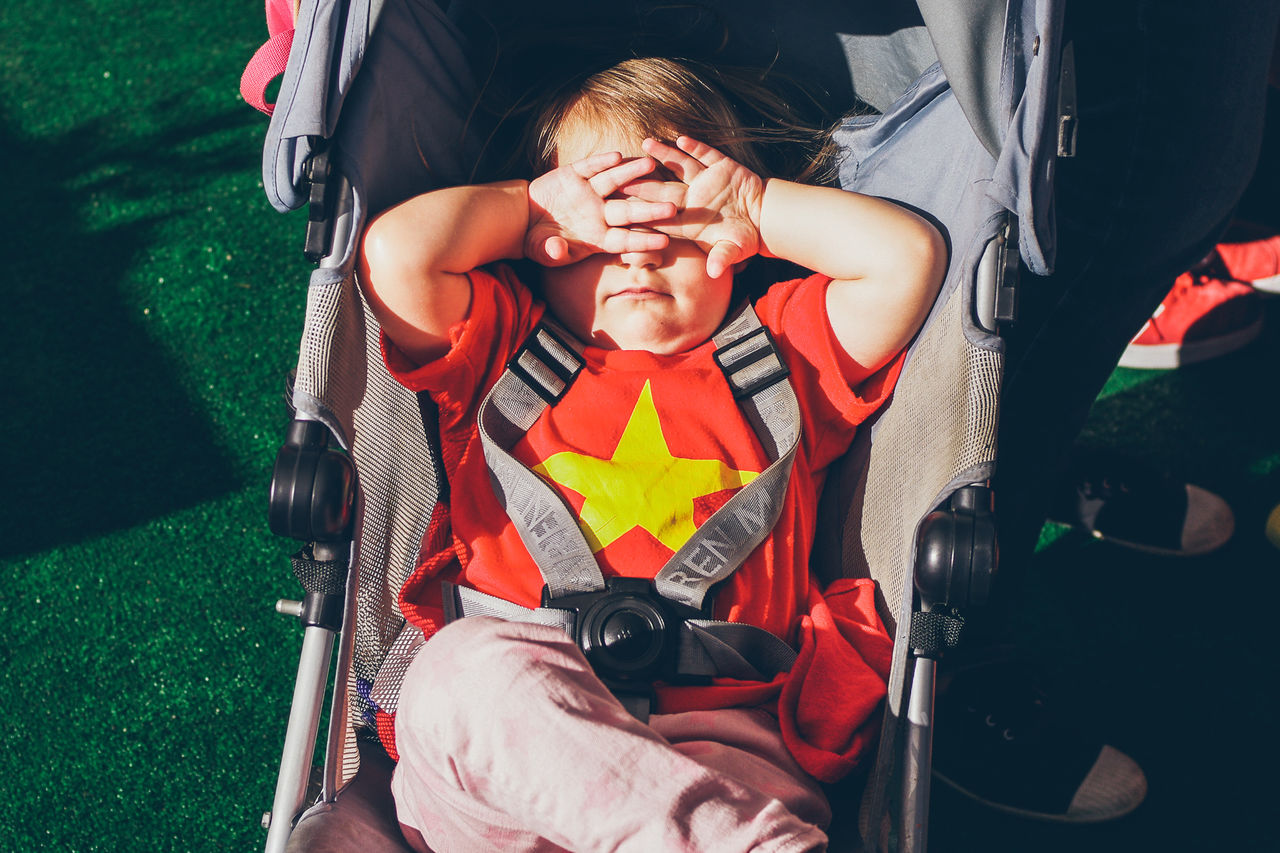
[2,2,310,849]
[2,3,1277,852]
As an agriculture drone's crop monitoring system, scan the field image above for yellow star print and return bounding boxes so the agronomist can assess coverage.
[532,381,760,553]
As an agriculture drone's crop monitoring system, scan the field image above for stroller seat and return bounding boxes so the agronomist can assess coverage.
[254,1,1068,851]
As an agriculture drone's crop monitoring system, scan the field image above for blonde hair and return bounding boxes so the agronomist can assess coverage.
[526,57,836,185]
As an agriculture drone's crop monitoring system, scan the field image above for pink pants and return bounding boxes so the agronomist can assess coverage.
[391,617,830,853]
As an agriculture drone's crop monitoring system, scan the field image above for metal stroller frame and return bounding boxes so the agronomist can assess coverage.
[254,1,1070,850]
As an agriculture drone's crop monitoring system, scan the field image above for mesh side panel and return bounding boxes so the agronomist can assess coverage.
[368,622,427,716]
[842,286,1002,638]
[292,268,440,789]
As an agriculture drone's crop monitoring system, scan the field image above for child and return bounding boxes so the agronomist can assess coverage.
[358,57,946,853]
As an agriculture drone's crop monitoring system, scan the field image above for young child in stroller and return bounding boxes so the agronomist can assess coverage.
[357,56,946,852]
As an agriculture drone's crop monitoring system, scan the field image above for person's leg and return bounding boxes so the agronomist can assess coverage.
[935,0,1280,823]
[992,0,1280,600]
[391,617,828,853]
[651,708,833,830]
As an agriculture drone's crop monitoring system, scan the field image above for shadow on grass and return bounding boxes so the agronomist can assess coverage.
[1,103,265,558]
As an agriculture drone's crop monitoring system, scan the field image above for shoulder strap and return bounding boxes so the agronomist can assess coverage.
[653,305,800,609]
[476,320,604,598]
[476,304,801,607]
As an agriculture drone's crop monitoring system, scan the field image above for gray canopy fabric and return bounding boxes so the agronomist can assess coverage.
[262,0,1060,273]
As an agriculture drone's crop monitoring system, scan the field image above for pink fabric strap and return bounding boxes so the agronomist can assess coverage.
[240,29,294,116]
[241,0,297,116]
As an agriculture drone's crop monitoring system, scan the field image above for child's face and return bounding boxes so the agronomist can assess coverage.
[541,125,734,354]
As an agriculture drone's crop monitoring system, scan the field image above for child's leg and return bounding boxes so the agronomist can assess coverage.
[649,708,831,829]
[392,616,828,853]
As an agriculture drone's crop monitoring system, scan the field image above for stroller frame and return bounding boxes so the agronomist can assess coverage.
[256,1,1069,850]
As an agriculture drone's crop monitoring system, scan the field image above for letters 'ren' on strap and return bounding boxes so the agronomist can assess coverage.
[476,320,606,598]
[653,304,802,610]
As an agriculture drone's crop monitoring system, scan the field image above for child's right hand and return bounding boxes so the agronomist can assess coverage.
[525,153,676,267]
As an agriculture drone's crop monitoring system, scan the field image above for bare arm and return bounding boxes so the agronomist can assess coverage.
[357,180,528,364]
[357,153,676,364]
[757,178,947,384]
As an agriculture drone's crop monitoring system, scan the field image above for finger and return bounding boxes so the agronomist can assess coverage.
[600,227,669,255]
[569,151,624,178]
[602,197,678,227]
[614,179,686,207]
[705,240,744,279]
[541,235,570,264]
[676,135,728,168]
[588,156,657,197]
[641,137,703,183]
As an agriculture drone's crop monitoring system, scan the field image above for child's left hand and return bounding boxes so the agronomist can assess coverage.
[622,136,766,279]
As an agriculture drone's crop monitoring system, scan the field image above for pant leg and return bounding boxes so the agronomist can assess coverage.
[390,616,829,853]
[990,0,1280,606]
[651,708,833,831]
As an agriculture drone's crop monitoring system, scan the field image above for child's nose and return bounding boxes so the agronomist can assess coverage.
[619,248,663,269]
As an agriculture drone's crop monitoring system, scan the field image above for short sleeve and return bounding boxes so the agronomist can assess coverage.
[754,274,906,470]
[381,264,543,425]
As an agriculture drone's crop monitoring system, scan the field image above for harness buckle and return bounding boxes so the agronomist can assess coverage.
[713,325,791,400]
[541,577,709,689]
[507,323,584,405]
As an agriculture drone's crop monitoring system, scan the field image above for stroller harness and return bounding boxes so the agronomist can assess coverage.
[448,302,802,715]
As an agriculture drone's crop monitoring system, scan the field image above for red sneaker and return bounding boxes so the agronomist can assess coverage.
[1119,271,1263,369]
[1214,234,1280,293]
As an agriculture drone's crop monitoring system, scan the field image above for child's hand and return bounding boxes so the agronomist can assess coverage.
[525,152,676,267]
[623,137,766,278]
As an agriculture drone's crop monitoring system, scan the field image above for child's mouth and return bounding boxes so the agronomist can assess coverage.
[611,286,667,299]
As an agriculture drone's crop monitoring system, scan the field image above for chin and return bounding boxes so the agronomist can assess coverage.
[586,303,722,353]
[608,326,705,354]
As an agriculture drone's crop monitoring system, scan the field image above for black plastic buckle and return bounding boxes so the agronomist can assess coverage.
[542,578,707,689]
[507,323,584,406]
[303,144,332,264]
[713,326,791,400]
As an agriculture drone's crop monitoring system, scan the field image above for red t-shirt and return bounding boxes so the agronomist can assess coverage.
[383,264,900,782]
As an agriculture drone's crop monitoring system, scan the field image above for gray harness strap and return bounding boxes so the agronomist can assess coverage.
[445,583,797,680]
[477,304,800,607]
[655,308,802,609]
[476,321,605,598]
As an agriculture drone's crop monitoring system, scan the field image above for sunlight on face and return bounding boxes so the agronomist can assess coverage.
[540,120,734,354]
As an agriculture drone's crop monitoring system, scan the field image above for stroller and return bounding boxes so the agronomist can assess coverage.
[250,0,1069,850]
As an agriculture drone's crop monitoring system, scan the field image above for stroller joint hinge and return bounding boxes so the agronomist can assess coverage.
[269,419,356,542]
[1056,41,1078,158]
[303,144,333,263]
[995,217,1020,325]
[912,484,998,655]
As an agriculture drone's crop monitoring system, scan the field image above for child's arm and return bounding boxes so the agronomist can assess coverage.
[636,137,947,385]
[357,154,674,364]
[758,177,947,384]
[358,180,526,364]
